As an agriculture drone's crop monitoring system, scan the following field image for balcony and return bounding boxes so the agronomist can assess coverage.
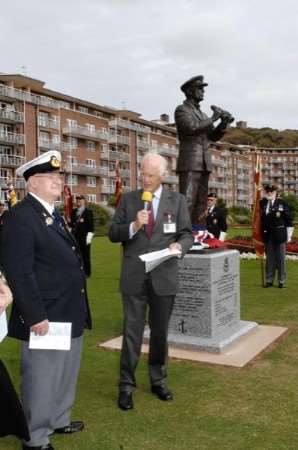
[0,154,25,167]
[109,150,130,162]
[109,119,150,134]
[152,145,178,157]
[100,149,109,160]
[0,177,26,189]
[38,117,60,129]
[209,180,225,189]
[60,142,78,152]
[0,84,68,110]
[0,131,25,145]
[62,125,109,141]
[101,185,114,194]
[0,109,24,123]
[137,139,150,150]
[108,134,130,146]
[38,139,61,151]
[65,163,105,177]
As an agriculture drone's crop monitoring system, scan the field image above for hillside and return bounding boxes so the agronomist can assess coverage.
[223,126,298,148]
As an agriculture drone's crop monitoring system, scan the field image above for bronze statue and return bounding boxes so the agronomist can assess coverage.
[175,75,234,224]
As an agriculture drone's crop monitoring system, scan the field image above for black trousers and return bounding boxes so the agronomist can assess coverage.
[77,241,91,277]
[120,277,175,392]
[179,170,210,225]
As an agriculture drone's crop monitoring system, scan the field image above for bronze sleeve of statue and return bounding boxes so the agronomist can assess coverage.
[175,75,234,224]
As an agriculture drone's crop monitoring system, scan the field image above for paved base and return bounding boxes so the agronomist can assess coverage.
[146,320,258,353]
[98,325,288,368]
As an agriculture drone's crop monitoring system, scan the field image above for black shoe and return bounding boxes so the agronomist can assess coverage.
[265,282,273,288]
[118,391,133,410]
[22,444,54,450]
[278,282,285,288]
[151,385,173,401]
[54,421,84,434]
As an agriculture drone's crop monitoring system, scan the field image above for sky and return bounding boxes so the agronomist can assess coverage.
[1,0,298,130]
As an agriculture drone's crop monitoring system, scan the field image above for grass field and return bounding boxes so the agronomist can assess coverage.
[1,235,298,450]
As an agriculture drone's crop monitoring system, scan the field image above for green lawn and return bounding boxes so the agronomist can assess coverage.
[1,236,298,450]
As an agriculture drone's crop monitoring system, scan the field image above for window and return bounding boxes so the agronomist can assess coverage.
[86,159,96,168]
[86,141,96,151]
[87,194,97,203]
[67,119,77,128]
[38,112,49,127]
[66,175,78,186]
[68,137,78,149]
[86,123,95,133]
[70,156,78,166]
[87,176,96,187]
[52,134,60,143]
[77,105,88,114]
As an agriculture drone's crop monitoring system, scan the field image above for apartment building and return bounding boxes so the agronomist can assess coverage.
[0,73,178,205]
[0,73,297,209]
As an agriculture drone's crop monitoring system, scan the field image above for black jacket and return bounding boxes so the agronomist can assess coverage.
[260,197,292,244]
[1,194,92,340]
[71,207,94,245]
[206,207,227,238]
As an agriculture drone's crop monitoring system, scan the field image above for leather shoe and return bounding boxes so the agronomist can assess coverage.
[265,282,273,288]
[278,282,285,288]
[118,391,133,410]
[151,385,173,401]
[22,444,54,450]
[54,420,84,434]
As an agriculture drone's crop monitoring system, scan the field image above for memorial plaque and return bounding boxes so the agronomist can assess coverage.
[144,249,257,353]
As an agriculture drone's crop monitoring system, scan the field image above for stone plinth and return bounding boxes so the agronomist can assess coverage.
[146,249,257,353]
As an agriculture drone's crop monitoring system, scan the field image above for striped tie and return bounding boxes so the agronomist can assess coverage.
[146,201,155,238]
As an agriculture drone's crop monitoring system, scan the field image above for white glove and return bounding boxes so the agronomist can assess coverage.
[219,231,226,242]
[86,232,94,245]
[287,227,294,243]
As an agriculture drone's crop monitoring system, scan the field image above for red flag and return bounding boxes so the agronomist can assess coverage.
[63,185,73,224]
[114,160,122,208]
[252,155,265,257]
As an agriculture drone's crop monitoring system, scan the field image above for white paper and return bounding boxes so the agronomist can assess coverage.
[139,248,181,273]
[0,311,8,342]
[29,322,72,351]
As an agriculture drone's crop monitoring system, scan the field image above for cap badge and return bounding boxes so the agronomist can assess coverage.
[50,156,60,168]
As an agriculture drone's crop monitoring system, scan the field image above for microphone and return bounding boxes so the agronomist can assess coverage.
[141,191,153,211]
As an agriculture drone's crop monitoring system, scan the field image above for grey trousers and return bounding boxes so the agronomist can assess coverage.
[265,240,286,284]
[120,278,174,392]
[21,336,83,447]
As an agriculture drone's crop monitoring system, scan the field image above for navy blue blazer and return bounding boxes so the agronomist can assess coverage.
[1,194,92,341]
[260,197,292,244]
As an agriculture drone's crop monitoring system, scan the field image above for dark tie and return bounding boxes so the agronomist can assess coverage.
[269,200,273,212]
[53,209,65,230]
[146,201,155,238]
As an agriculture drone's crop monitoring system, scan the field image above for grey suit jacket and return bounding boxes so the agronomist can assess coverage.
[175,99,227,172]
[108,187,194,296]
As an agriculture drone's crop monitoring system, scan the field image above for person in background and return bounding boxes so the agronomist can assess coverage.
[260,184,293,288]
[1,150,92,450]
[0,278,30,442]
[71,195,94,277]
[205,193,227,241]
[109,152,193,411]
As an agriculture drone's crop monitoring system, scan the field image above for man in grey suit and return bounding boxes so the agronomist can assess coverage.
[1,151,91,450]
[109,153,193,411]
[175,75,234,224]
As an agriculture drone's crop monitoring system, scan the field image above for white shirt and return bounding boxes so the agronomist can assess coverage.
[29,192,55,216]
